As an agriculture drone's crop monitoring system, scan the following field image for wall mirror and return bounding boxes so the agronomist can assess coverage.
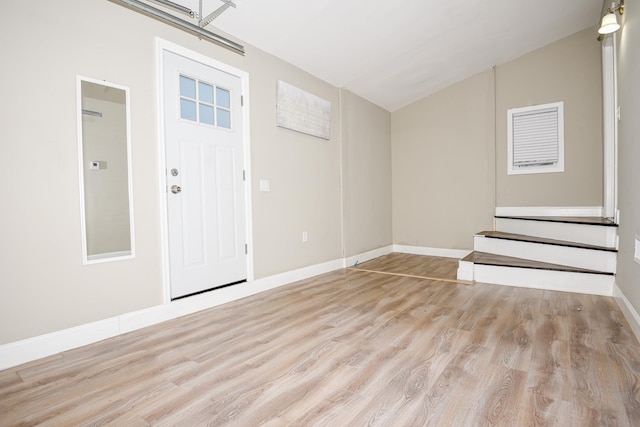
[77,76,135,264]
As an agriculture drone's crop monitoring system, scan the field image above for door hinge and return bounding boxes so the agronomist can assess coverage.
[241,95,244,107]
[243,170,246,181]
[245,243,248,254]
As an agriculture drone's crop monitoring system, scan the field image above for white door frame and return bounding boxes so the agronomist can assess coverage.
[602,34,618,221]
[156,38,254,304]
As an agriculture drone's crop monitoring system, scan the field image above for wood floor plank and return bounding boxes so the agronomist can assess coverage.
[2,254,640,426]
[527,315,572,402]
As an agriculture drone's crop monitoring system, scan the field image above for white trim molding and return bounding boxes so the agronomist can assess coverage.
[0,257,342,371]
[343,245,394,267]
[602,34,618,220]
[613,283,640,343]
[393,244,471,259]
[495,206,604,217]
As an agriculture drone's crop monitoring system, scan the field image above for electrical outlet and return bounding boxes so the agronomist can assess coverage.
[302,231,308,242]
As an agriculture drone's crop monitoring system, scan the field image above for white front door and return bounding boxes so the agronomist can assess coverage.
[163,50,247,299]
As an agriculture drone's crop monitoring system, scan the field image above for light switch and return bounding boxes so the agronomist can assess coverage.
[259,179,270,192]
[89,161,106,170]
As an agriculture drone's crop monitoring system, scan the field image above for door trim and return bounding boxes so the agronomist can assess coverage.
[156,38,253,304]
[602,35,618,222]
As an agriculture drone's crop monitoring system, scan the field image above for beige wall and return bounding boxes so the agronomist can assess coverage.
[243,48,343,278]
[0,1,616,347]
[615,2,640,315]
[495,27,603,207]
[0,0,351,344]
[391,27,603,251]
[392,70,496,250]
[341,90,392,257]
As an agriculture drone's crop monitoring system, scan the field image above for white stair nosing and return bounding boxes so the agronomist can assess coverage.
[495,206,604,217]
[473,236,617,273]
[495,217,617,247]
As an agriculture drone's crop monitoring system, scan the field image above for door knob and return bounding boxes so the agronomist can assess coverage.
[170,185,182,194]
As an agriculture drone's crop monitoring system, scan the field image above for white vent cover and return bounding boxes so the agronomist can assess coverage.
[507,101,564,175]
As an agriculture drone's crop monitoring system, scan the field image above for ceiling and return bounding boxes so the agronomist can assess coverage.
[151,0,604,111]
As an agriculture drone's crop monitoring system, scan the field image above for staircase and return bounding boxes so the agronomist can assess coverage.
[457,215,618,296]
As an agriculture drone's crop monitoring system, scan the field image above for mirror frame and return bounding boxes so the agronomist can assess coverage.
[76,76,135,265]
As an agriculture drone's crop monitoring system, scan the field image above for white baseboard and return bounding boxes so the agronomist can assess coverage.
[0,317,121,372]
[393,244,471,259]
[0,244,501,371]
[613,283,640,342]
[495,206,604,217]
[0,258,343,371]
[343,245,394,267]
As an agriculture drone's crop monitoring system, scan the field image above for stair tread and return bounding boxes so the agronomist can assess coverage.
[477,231,617,252]
[495,215,617,227]
[461,251,614,275]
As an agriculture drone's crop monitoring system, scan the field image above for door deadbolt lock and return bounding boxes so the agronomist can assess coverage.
[170,185,182,194]
[171,168,179,177]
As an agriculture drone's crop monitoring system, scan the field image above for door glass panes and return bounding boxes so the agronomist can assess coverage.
[200,104,214,125]
[179,74,232,129]
[199,82,214,104]
[180,76,196,98]
[216,87,230,108]
[216,87,231,129]
[179,76,197,121]
[217,109,231,129]
[180,99,197,121]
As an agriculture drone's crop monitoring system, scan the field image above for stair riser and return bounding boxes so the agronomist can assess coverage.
[474,236,617,273]
[471,264,614,296]
[495,218,617,247]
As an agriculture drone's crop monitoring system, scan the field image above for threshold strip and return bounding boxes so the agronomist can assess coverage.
[346,267,473,286]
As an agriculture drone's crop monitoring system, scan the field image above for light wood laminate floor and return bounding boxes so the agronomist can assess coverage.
[2,254,640,426]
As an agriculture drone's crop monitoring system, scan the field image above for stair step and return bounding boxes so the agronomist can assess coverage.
[494,216,618,247]
[461,251,613,276]
[494,215,617,227]
[477,231,617,252]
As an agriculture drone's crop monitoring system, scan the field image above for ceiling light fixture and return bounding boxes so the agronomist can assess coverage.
[598,0,624,35]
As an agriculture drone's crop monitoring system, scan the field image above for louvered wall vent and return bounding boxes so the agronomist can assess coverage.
[507,101,564,175]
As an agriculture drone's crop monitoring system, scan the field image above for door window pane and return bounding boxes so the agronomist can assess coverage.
[180,76,196,99]
[180,99,197,121]
[199,82,214,104]
[200,104,214,125]
[179,74,232,129]
[217,109,231,129]
[216,87,230,109]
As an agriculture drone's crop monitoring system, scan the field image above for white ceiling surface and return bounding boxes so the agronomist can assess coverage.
[175,0,603,111]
